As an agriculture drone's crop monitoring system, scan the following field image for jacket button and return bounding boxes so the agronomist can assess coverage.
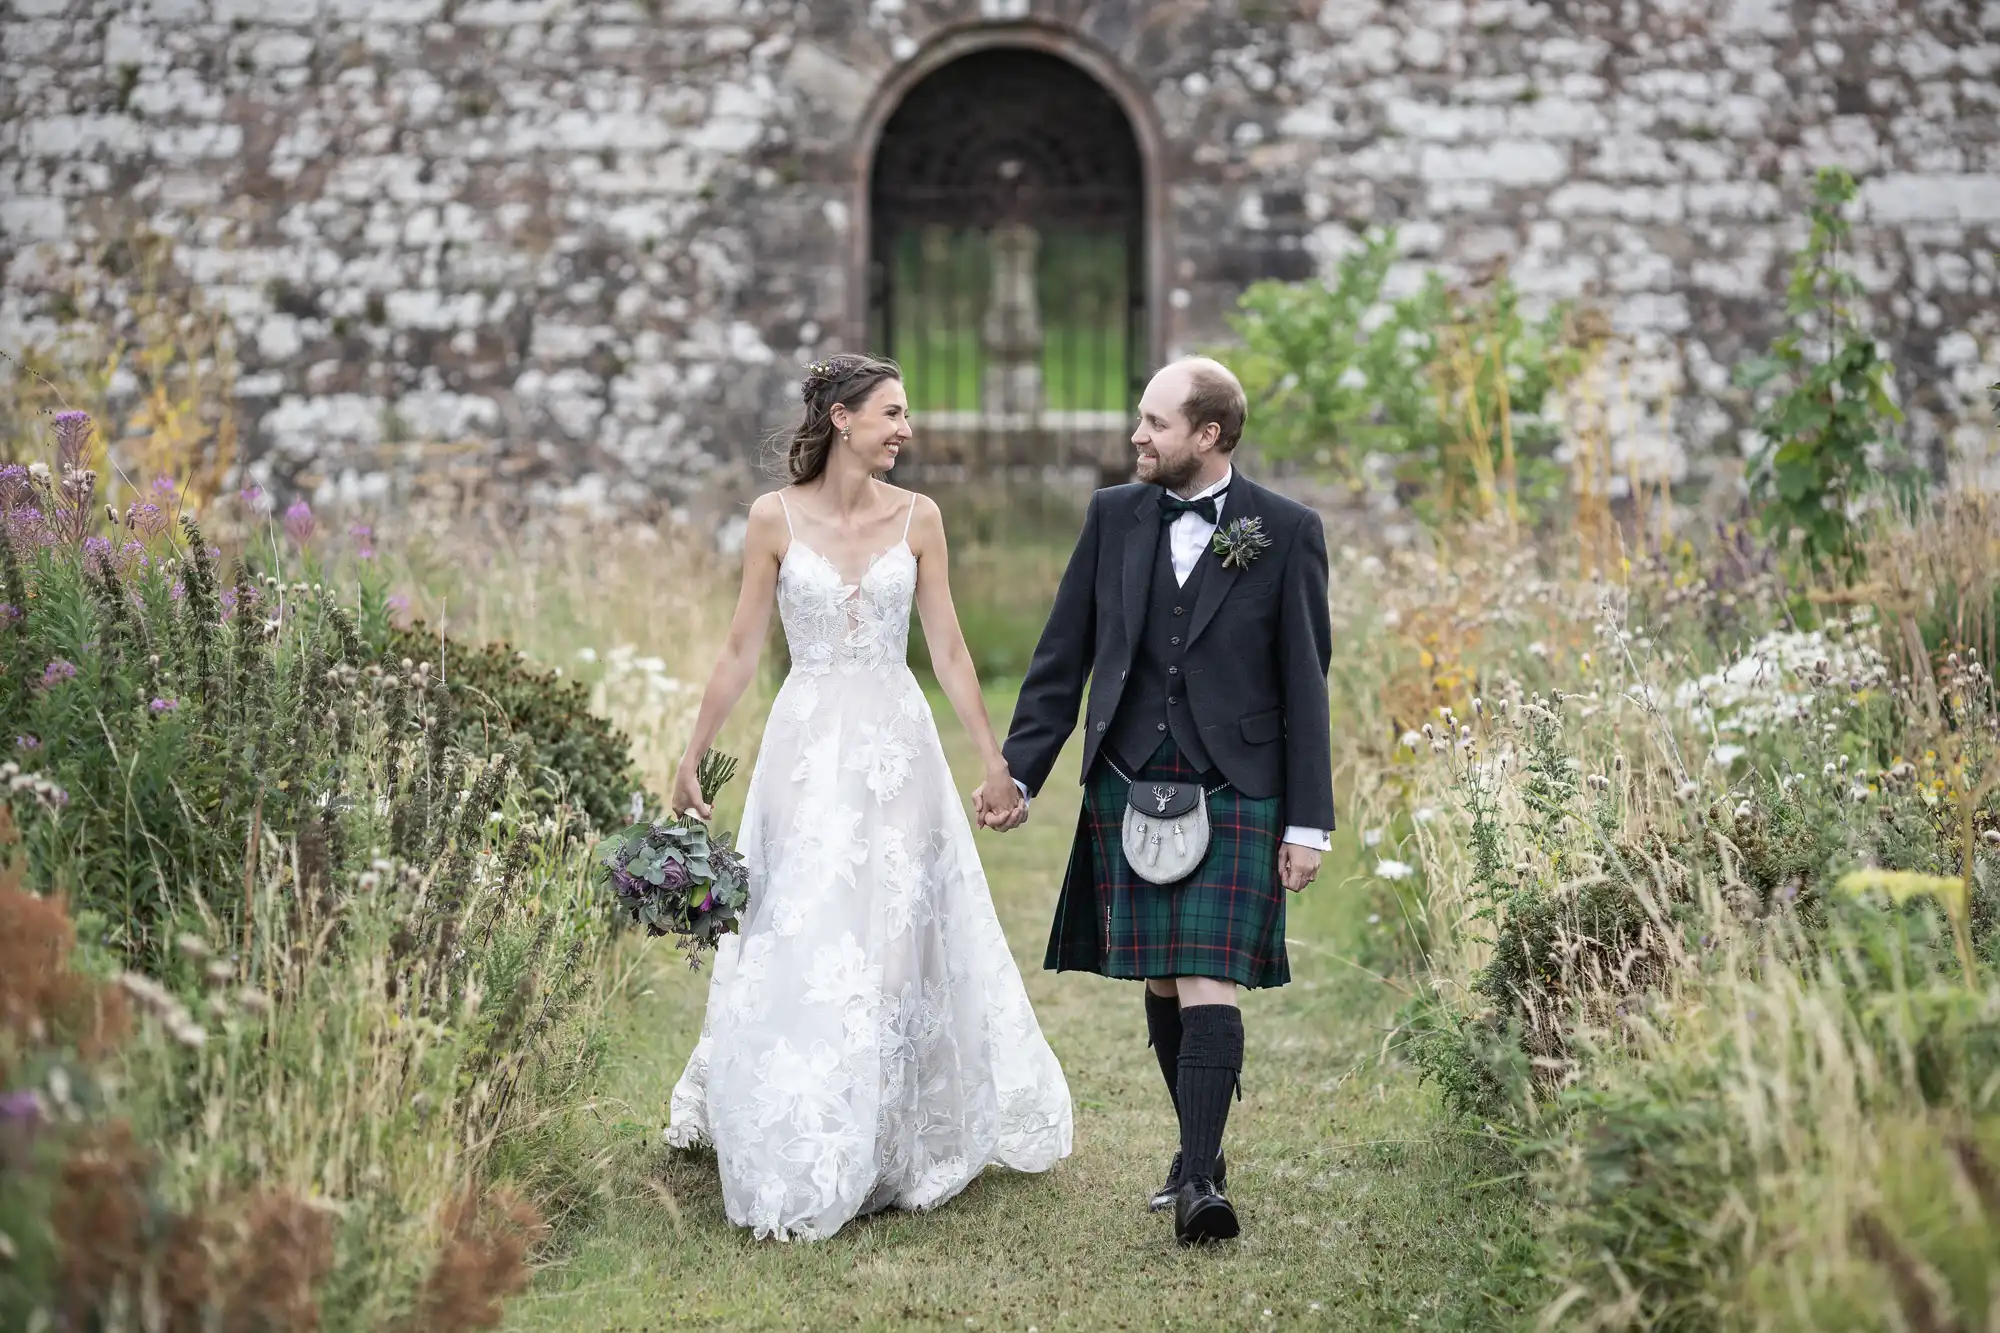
[1156,723,1167,732]
[1095,720,1107,732]
[1167,666,1179,676]
[1167,696,1180,706]
[1173,607,1185,617]
[1170,637,1181,646]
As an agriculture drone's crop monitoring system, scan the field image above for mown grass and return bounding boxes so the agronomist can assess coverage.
[502,684,1538,1333]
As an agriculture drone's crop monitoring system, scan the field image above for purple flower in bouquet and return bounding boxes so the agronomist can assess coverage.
[39,660,77,689]
[284,499,315,547]
[657,857,692,893]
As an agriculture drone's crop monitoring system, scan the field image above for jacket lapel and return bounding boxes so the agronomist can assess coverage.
[1186,474,1265,648]
[1122,488,1161,654]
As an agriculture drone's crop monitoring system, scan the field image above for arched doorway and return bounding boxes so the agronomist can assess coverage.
[866,47,1146,481]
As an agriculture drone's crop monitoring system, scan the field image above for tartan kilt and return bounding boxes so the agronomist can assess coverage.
[1044,736,1290,990]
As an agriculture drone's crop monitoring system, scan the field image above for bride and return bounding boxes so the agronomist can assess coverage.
[662,353,1074,1241]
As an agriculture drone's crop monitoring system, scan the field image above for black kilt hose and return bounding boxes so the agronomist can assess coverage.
[1047,736,1290,989]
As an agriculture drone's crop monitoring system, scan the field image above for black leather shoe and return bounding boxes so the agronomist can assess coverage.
[1148,1148,1226,1212]
[1173,1175,1240,1245]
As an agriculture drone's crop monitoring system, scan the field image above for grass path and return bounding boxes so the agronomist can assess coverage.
[505,690,1535,1332]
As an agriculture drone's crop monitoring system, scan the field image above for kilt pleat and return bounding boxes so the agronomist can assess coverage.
[1043,736,1290,989]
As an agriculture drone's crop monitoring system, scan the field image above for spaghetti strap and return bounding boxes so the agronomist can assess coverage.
[901,496,918,542]
[775,490,794,536]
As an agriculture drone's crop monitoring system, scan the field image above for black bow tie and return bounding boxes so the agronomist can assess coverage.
[1158,488,1226,524]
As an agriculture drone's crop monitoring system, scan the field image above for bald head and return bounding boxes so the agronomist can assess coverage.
[1170,356,1248,454]
[1132,356,1249,492]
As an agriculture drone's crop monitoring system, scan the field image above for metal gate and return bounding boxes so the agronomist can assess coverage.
[868,48,1146,483]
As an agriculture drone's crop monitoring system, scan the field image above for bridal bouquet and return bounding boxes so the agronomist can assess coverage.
[597,750,749,968]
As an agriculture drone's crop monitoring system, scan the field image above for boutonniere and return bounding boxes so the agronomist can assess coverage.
[1211,516,1271,571]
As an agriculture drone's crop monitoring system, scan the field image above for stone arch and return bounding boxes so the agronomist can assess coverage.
[847,24,1166,476]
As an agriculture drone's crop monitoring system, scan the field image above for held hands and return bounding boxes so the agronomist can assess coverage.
[1278,844,1321,894]
[972,764,1029,832]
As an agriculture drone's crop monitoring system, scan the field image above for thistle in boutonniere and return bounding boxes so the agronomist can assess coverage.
[1211,516,1271,571]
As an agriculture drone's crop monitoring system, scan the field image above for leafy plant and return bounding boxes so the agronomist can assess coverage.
[1737,167,1909,578]
[379,622,643,832]
[1224,229,1586,525]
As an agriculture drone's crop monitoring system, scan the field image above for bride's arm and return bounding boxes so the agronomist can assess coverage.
[907,496,1021,822]
[669,493,787,820]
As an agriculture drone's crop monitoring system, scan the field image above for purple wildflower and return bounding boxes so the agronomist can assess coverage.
[53,411,93,471]
[169,580,185,602]
[129,501,168,538]
[39,660,78,689]
[0,604,20,623]
[16,735,39,751]
[0,463,31,508]
[220,587,237,620]
[151,474,178,499]
[349,522,375,560]
[240,483,263,504]
[283,499,315,547]
[0,1089,44,1130]
[83,534,113,563]
[6,506,48,548]
[149,697,179,714]
[118,540,148,571]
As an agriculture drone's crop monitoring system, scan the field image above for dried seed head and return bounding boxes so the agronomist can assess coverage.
[203,959,235,985]
[176,932,211,961]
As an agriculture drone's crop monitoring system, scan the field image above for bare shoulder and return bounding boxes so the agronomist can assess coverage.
[742,491,791,557]
[900,489,946,548]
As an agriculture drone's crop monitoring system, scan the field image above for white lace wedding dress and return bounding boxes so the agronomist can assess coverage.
[665,496,1073,1241]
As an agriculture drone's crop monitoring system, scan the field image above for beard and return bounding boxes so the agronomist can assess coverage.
[1137,447,1204,494]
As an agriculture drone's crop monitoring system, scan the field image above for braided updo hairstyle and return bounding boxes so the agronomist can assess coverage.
[779,353,903,485]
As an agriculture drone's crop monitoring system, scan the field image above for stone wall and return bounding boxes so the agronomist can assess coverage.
[2,0,1997,519]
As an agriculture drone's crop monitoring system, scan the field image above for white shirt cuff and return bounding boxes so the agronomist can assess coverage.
[1012,779,1031,808]
[1281,826,1331,851]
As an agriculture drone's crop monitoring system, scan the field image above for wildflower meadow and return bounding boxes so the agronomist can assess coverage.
[3,170,1998,1329]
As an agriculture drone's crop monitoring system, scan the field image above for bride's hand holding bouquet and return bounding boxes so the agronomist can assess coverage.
[597,748,747,969]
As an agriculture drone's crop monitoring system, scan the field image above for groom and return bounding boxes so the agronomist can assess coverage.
[978,356,1334,1245]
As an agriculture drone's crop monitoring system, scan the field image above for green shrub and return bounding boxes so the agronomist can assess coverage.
[1736,167,1913,579]
[2,451,366,961]
[1223,228,1585,525]
[378,622,641,832]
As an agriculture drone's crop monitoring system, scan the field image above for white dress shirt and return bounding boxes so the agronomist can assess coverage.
[1012,467,1331,855]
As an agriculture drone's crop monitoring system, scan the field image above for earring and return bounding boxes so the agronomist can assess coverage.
[841,428,851,444]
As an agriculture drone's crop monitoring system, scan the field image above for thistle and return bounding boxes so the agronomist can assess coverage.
[1211,515,1272,571]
